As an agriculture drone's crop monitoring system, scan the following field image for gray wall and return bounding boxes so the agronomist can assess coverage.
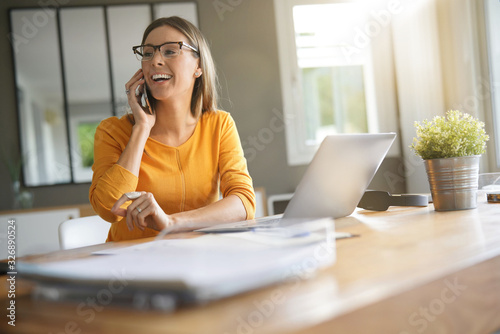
[0,0,404,212]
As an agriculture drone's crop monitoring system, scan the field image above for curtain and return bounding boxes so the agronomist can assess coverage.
[391,0,487,193]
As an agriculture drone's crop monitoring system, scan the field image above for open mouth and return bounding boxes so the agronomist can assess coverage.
[152,74,172,82]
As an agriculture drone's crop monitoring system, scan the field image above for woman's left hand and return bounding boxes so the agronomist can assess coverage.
[111,192,171,232]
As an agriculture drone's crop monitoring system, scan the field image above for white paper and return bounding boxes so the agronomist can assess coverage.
[19,222,336,301]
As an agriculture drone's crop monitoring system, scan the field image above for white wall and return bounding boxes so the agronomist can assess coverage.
[0,208,80,259]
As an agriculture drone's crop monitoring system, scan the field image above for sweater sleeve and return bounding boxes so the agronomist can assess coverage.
[89,117,138,223]
[218,113,256,219]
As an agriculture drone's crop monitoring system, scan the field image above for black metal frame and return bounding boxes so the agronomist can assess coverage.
[8,2,198,188]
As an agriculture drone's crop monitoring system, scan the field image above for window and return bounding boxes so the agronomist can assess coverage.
[274,0,399,165]
[10,3,198,187]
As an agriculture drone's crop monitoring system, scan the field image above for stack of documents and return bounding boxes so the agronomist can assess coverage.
[19,218,336,310]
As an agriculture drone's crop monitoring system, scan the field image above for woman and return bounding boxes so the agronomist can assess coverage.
[89,16,255,241]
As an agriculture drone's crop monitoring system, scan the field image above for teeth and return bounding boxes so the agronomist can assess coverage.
[152,74,172,81]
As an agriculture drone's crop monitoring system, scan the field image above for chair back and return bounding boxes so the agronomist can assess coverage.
[58,215,110,250]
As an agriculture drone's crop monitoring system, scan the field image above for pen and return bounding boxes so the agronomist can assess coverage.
[335,232,360,239]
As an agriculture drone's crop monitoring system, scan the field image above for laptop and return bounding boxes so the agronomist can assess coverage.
[197,133,396,232]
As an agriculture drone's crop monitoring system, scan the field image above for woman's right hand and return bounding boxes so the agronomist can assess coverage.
[115,69,155,177]
[125,69,156,131]
[111,191,172,233]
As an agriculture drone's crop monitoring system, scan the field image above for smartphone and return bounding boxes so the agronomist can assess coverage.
[140,83,154,115]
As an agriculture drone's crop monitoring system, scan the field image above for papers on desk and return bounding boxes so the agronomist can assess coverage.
[18,218,336,308]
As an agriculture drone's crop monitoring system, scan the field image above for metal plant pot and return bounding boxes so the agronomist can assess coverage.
[424,156,480,211]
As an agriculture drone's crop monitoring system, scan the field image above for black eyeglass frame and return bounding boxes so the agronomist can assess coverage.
[132,41,199,61]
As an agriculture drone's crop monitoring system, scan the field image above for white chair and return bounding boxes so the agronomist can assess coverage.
[58,215,111,250]
[267,193,294,216]
[254,187,268,218]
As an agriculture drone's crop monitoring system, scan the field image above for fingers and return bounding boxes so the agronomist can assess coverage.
[111,193,133,216]
[125,192,155,232]
[125,69,146,107]
[111,191,146,231]
[112,191,167,232]
[125,70,155,128]
[126,197,146,231]
[125,69,144,92]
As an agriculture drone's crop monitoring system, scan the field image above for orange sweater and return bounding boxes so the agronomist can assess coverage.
[89,110,255,241]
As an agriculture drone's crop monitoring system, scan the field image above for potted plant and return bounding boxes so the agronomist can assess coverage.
[1,150,33,209]
[410,110,489,211]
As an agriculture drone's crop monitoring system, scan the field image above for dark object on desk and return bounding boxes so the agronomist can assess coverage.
[0,262,9,275]
[487,193,500,203]
[357,191,428,211]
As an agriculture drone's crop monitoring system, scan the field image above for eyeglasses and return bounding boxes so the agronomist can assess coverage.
[132,41,199,61]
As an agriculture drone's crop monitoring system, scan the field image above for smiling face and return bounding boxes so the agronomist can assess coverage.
[141,25,201,106]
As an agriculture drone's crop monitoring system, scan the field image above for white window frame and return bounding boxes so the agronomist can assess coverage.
[274,0,400,166]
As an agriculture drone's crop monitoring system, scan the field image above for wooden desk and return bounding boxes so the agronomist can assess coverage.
[2,199,500,334]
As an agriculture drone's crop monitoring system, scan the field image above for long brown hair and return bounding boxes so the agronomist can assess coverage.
[141,16,219,118]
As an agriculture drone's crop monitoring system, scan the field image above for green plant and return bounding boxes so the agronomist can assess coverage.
[77,122,99,168]
[1,148,23,182]
[410,110,489,160]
